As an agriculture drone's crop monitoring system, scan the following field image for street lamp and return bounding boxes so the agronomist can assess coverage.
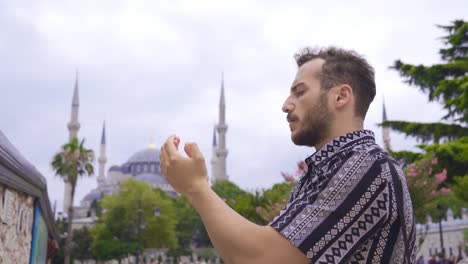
[437,203,445,258]
[155,207,161,217]
[136,200,161,264]
[417,222,430,255]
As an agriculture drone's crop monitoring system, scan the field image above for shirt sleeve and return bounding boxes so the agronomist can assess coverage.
[269,152,392,263]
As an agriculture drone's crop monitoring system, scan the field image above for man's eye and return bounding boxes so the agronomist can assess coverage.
[296,90,305,96]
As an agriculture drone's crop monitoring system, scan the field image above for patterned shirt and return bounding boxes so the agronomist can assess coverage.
[270,130,416,264]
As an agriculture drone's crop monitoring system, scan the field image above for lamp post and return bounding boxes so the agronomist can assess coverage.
[437,203,445,258]
[136,200,142,264]
[136,200,161,264]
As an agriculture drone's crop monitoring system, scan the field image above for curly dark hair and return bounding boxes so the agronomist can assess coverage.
[294,47,376,119]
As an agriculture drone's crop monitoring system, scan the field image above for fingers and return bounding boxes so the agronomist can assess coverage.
[161,135,181,175]
[159,146,167,174]
[184,142,204,161]
[164,135,179,158]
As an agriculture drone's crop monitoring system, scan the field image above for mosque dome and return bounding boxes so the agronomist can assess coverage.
[135,173,169,185]
[127,146,160,164]
[82,189,101,202]
[123,145,163,176]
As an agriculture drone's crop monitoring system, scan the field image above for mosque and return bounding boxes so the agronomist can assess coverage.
[60,74,229,228]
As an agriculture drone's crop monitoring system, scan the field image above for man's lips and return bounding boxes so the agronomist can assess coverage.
[287,115,298,123]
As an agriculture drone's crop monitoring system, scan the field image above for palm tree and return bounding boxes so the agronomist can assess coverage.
[52,137,94,264]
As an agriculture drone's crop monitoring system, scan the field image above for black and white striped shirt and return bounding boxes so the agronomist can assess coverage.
[270,130,416,264]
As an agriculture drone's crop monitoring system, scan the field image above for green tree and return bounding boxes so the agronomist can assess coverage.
[212,180,266,224]
[52,137,94,264]
[451,175,468,203]
[172,196,205,250]
[212,180,249,199]
[404,158,441,222]
[90,179,178,261]
[89,199,102,217]
[256,183,294,223]
[51,218,67,264]
[422,137,468,184]
[389,20,467,126]
[381,20,467,199]
[262,182,294,205]
[72,227,95,261]
[212,180,295,224]
[378,21,468,245]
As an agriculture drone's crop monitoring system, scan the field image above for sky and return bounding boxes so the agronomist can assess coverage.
[0,0,466,213]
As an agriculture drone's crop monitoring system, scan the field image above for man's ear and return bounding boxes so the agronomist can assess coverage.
[334,84,353,109]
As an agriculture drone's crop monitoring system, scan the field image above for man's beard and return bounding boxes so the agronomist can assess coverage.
[291,96,334,148]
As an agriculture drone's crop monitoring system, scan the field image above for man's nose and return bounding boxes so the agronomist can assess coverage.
[282,97,294,113]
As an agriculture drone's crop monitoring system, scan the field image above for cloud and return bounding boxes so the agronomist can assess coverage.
[0,0,466,212]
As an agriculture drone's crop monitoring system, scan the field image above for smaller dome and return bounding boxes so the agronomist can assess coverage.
[127,148,160,164]
[109,165,121,172]
[82,189,102,202]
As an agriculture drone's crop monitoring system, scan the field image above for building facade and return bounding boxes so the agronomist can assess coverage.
[0,130,58,263]
[416,209,468,258]
[64,74,230,228]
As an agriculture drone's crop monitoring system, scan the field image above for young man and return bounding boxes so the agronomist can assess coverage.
[160,47,416,263]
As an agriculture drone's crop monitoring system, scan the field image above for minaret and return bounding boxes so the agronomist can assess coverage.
[68,71,80,140]
[210,126,218,185]
[97,121,107,187]
[214,75,229,183]
[382,96,391,151]
[64,71,80,213]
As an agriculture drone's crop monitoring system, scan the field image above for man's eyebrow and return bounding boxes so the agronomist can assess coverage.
[290,82,305,93]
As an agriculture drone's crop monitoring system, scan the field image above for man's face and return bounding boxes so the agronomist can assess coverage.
[282,59,335,147]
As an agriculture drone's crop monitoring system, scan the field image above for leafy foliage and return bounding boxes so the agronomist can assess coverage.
[404,158,443,223]
[212,180,248,199]
[212,181,266,224]
[381,20,467,146]
[384,20,468,225]
[391,20,468,123]
[387,149,422,165]
[51,137,94,264]
[421,137,468,183]
[90,179,178,261]
[212,179,295,224]
[52,137,94,188]
[450,176,468,203]
[256,183,294,223]
[172,196,206,249]
[380,121,468,144]
[71,227,95,261]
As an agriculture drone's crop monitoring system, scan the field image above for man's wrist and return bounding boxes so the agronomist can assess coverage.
[187,181,212,204]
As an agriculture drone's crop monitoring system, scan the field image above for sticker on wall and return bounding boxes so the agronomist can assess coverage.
[24,210,30,234]
[17,207,24,232]
[2,189,14,225]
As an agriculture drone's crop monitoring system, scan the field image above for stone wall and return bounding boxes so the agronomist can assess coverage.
[0,184,35,264]
[417,227,466,258]
[416,215,468,258]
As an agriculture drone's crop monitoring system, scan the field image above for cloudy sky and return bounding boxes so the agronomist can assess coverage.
[1,0,466,212]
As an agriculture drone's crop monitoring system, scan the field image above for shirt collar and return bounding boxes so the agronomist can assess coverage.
[305,129,375,167]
